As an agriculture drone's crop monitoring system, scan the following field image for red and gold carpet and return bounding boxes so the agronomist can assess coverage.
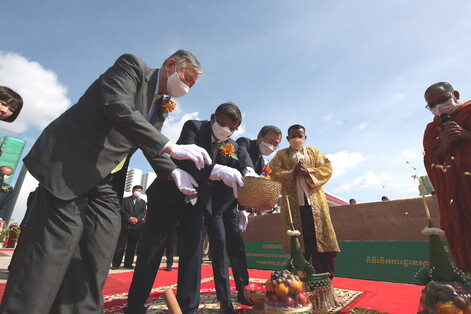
[103,265,363,313]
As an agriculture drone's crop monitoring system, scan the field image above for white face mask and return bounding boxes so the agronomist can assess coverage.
[259,140,276,156]
[133,191,141,198]
[430,98,460,116]
[2,174,10,181]
[166,68,189,98]
[212,121,233,142]
[289,138,304,151]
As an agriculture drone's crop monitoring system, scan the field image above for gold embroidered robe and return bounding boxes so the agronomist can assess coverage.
[269,146,340,253]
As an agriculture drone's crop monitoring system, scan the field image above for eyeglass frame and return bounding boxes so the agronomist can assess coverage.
[425,93,452,110]
[214,115,238,132]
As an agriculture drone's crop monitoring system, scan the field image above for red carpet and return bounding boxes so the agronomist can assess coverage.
[101,265,422,313]
[0,262,423,313]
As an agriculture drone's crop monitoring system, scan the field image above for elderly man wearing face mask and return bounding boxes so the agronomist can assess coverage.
[2,50,211,314]
[270,124,344,306]
[231,125,282,304]
[423,82,471,273]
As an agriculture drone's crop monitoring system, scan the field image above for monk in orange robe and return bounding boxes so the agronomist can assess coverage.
[423,82,471,272]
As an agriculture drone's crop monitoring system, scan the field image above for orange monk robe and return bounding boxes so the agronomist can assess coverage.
[423,100,471,272]
[269,146,340,254]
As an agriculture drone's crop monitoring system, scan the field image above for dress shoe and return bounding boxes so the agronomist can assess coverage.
[123,265,134,269]
[236,290,252,306]
[110,266,119,270]
[219,301,234,314]
[165,265,172,271]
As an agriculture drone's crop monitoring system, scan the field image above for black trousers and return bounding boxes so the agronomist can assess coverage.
[112,227,141,268]
[165,225,178,266]
[299,204,337,279]
[125,200,203,314]
[223,207,249,292]
[1,174,122,314]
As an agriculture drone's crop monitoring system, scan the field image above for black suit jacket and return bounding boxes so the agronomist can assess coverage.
[0,184,13,220]
[236,137,265,175]
[24,54,176,200]
[120,196,147,230]
[148,120,242,216]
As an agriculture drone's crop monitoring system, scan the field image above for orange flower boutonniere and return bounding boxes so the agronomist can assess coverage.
[219,143,238,160]
[161,96,177,113]
[260,166,272,179]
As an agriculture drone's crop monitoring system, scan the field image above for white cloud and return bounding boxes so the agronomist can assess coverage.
[0,51,71,134]
[356,122,368,130]
[335,170,391,192]
[323,113,342,125]
[161,112,201,143]
[326,151,366,178]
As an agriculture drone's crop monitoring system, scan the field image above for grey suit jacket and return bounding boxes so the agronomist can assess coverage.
[24,54,176,200]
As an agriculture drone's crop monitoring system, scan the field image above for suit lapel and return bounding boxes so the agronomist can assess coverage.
[145,69,159,118]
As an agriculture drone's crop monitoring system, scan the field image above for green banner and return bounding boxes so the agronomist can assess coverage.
[244,240,471,284]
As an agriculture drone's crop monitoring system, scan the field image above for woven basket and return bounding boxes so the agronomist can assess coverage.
[237,177,281,211]
[348,308,389,314]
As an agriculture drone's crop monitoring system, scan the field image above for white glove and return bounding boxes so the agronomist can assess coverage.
[210,164,244,198]
[238,210,250,232]
[170,168,198,195]
[243,167,259,177]
[169,144,212,170]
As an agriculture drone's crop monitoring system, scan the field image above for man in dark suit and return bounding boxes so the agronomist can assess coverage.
[0,166,14,221]
[125,102,244,314]
[112,185,147,269]
[229,125,282,303]
[1,50,212,314]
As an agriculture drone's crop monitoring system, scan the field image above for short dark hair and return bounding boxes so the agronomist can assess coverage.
[132,185,143,191]
[0,86,23,122]
[287,124,305,135]
[259,125,282,137]
[425,82,454,96]
[215,102,242,124]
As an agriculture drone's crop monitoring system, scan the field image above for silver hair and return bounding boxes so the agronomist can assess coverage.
[259,125,282,137]
[163,50,203,75]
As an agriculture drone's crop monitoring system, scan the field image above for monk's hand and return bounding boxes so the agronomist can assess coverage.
[439,122,462,147]
[294,160,308,176]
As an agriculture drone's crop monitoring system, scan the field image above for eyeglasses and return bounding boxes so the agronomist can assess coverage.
[215,115,238,132]
[425,94,452,110]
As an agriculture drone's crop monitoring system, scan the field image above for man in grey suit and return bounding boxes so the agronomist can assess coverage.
[1,50,211,314]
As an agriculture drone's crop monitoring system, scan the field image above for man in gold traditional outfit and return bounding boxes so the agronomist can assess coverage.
[270,124,343,306]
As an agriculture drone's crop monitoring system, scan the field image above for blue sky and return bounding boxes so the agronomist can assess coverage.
[2,0,471,222]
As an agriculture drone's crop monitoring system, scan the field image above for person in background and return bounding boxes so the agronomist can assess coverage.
[111,185,147,270]
[270,124,344,306]
[234,125,282,304]
[2,50,210,314]
[381,196,389,202]
[0,166,14,221]
[423,81,471,273]
[349,199,357,205]
[0,86,23,122]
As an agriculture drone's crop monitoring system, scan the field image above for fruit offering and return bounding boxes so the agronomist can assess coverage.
[265,270,308,309]
[417,280,471,314]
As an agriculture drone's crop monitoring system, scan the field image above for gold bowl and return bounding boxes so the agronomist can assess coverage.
[238,177,281,211]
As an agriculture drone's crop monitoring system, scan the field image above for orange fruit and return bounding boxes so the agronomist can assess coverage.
[289,280,303,294]
[265,280,274,292]
[436,303,463,314]
[463,304,471,314]
[274,283,289,297]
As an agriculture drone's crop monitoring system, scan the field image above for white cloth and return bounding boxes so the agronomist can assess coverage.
[238,210,250,232]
